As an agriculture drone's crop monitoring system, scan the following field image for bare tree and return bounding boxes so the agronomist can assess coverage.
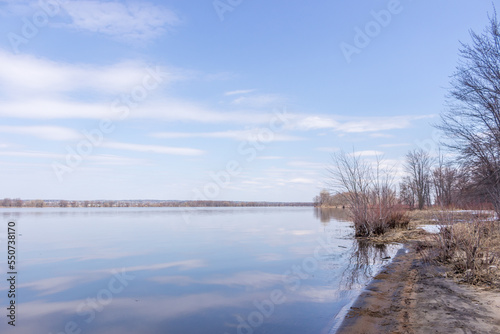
[2,198,12,207]
[432,154,462,208]
[314,189,334,207]
[404,149,433,210]
[399,176,415,209]
[438,12,500,215]
[328,151,401,236]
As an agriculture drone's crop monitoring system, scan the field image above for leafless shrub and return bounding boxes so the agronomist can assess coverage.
[386,210,410,229]
[327,151,407,237]
[428,210,500,286]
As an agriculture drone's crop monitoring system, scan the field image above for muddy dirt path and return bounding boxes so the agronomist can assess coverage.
[336,245,500,334]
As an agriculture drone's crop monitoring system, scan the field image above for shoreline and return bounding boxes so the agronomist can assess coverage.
[335,240,500,334]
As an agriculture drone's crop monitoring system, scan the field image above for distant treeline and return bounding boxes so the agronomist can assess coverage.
[0,198,313,208]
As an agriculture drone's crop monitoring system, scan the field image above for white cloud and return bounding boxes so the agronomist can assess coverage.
[101,141,205,156]
[151,129,303,142]
[100,259,206,274]
[0,125,81,141]
[87,154,147,166]
[0,51,177,97]
[289,178,316,184]
[150,271,283,289]
[0,150,62,159]
[0,91,285,124]
[339,115,435,133]
[231,94,286,107]
[290,114,435,133]
[61,1,181,42]
[294,116,339,130]
[224,89,255,96]
[0,150,148,167]
[0,99,109,118]
[19,276,89,296]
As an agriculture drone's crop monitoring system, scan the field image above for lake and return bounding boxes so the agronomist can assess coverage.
[0,207,400,334]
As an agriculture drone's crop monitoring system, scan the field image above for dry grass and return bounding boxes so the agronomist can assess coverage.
[409,209,494,225]
[417,210,500,288]
[366,228,428,244]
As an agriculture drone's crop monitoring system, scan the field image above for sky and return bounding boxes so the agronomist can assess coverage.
[0,0,497,202]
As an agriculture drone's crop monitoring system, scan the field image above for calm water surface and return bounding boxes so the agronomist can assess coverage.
[0,207,400,334]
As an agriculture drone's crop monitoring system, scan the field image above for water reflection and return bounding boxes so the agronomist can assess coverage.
[314,207,350,224]
[342,240,399,290]
[0,207,400,334]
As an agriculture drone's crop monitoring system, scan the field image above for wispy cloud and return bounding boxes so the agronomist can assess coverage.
[101,141,205,156]
[0,51,179,97]
[224,89,255,96]
[149,271,283,289]
[151,129,303,142]
[0,125,81,141]
[61,1,181,42]
[88,154,148,166]
[293,116,339,130]
[19,275,91,296]
[0,150,147,166]
[290,114,435,133]
[231,93,286,107]
[339,116,433,133]
[289,178,316,184]
[101,259,206,274]
[0,150,62,159]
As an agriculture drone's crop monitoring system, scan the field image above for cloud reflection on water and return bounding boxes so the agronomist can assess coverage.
[1,207,401,334]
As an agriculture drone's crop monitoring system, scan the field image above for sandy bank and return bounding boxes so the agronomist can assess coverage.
[336,242,500,334]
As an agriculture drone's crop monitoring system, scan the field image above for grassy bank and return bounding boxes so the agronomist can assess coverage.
[360,209,500,289]
[337,209,500,333]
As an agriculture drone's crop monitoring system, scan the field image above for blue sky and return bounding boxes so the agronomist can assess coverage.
[0,0,496,202]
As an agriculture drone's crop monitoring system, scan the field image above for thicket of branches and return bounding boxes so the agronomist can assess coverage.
[437,12,500,217]
[319,11,500,244]
[397,150,484,211]
[326,152,407,237]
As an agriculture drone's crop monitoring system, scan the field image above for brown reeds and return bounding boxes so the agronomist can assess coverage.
[425,210,500,286]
